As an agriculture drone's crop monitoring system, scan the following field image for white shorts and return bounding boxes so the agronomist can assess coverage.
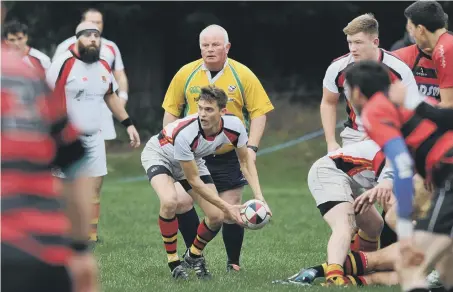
[52,132,107,178]
[340,127,366,147]
[307,156,362,207]
[100,102,117,141]
[141,136,210,181]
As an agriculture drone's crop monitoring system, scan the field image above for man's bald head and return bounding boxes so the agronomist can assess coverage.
[199,25,229,48]
[199,24,231,71]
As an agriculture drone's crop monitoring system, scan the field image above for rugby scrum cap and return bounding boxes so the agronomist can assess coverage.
[75,21,100,38]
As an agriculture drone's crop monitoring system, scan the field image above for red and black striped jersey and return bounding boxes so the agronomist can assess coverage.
[362,92,453,183]
[393,45,440,100]
[1,45,85,265]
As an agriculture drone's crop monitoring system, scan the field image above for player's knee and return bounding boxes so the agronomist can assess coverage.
[160,195,179,214]
[205,209,224,228]
[176,192,194,214]
[366,216,384,238]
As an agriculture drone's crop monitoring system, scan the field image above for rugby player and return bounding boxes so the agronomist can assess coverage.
[3,20,51,76]
[304,140,392,286]
[141,85,270,280]
[161,24,274,271]
[392,13,449,101]
[46,22,140,242]
[404,1,453,108]
[347,60,453,292]
[52,8,130,242]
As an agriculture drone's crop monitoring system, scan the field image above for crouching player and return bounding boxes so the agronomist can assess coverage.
[141,85,270,280]
[305,139,393,286]
[281,174,436,287]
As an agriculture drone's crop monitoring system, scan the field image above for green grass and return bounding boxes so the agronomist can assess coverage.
[95,130,402,292]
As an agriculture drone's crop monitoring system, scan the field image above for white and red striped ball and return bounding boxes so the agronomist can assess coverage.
[240,199,271,230]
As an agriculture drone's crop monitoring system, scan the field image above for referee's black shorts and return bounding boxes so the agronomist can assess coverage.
[204,150,248,193]
[1,244,72,292]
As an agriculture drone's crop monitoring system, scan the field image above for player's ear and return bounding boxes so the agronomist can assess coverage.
[220,107,227,115]
[225,42,231,53]
[373,37,379,47]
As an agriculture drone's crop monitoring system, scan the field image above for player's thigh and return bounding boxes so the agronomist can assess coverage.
[219,187,243,205]
[79,134,108,178]
[355,205,384,236]
[323,202,356,232]
[150,173,178,206]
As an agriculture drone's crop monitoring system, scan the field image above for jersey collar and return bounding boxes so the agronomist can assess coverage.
[201,59,229,84]
[198,116,224,141]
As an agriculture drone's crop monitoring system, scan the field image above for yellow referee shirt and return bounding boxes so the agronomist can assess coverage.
[162,58,274,130]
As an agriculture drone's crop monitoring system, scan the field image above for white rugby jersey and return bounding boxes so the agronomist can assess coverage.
[52,36,125,71]
[327,139,389,189]
[46,50,119,134]
[156,114,248,162]
[322,49,419,132]
[23,47,51,74]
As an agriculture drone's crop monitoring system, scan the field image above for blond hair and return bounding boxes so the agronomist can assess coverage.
[343,13,379,36]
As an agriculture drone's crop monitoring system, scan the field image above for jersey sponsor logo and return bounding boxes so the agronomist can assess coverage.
[101,76,107,83]
[418,84,440,98]
[74,89,85,100]
[413,66,436,79]
[228,85,236,92]
[189,86,201,95]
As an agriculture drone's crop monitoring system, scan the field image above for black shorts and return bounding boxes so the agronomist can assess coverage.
[204,150,248,193]
[415,170,453,237]
[146,165,214,192]
[1,244,72,292]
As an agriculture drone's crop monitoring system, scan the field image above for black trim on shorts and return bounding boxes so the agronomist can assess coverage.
[317,201,349,217]
[178,175,214,192]
[146,165,173,181]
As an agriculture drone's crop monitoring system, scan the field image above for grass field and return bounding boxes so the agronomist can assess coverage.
[94,123,405,292]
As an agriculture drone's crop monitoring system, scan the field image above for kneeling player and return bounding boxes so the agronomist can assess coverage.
[141,86,269,280]
[306,139,392,286]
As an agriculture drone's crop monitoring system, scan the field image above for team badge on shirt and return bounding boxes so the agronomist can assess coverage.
[101,76,107,83]
[228,85,236,92]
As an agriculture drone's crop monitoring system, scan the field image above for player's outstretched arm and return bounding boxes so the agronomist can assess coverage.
[235,145,265,203]
[320,87,341,152]
[180,160,244,225]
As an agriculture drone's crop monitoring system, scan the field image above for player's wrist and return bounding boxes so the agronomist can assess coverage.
[121,117,134,128]
[247,145,258,153]
[397,218,414,239]
[118,91,128,101]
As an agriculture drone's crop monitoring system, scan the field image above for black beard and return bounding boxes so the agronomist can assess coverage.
[78,43,100,64]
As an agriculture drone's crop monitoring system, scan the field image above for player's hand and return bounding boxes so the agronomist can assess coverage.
[247,147,257,163]
[398,237,425,267]
[388,81,407,107]
[224,204,245,227]
[327,141,341,153]
[68,252,99,292]
[126,125,141,148]
[354,181,392,214]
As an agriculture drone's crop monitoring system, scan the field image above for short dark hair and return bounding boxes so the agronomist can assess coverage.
[196,85,228,109]
[3,20,28,38]
[404,1,446,33]
[81,8,103,21]
[345,61,391,99]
